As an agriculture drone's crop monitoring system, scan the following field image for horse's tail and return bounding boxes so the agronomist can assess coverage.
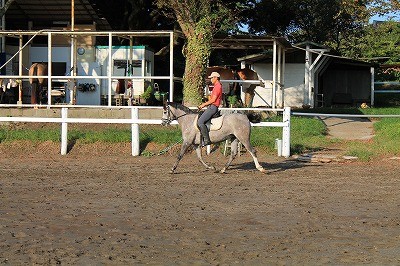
[29,63,38,84]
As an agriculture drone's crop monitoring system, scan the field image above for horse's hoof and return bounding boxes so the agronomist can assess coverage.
[219,168,226,174]
[169,169,175,174]
[258,167,267,173]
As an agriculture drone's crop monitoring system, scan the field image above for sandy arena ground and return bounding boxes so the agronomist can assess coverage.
[0,141,400,265]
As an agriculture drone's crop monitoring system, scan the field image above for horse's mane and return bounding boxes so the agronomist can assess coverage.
[168,102,197,114]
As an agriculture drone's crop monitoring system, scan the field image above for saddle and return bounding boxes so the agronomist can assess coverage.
[195,112,224,131]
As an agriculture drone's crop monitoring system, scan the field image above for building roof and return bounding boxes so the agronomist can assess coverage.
[237,44,372,67]
[5,0,111,30]
[212,34,292,50]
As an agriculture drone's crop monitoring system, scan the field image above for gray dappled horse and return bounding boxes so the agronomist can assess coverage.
[162,102,265,174]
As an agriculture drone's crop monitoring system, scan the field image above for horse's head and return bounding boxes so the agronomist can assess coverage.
[162,102,171,126]
[162,101,177,126]
[162,102,193,125]
[237,68,258,80]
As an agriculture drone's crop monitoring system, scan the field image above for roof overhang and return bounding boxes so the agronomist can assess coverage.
[212,34,292,50]
[5,0,111,30]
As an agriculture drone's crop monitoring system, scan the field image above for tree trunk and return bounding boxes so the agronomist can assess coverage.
[0,0,15,18]
[182,37,211,106]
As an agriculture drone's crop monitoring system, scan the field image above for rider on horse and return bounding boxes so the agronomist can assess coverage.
[197,71,223,146]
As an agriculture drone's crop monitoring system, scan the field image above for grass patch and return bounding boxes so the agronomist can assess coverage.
[68,128,132,143]
[345,142,375,161]
[297,107,400,160]
[371,117,400,155]
[140,125,182,144]
[0,127,60,142]
[251,115,332,154]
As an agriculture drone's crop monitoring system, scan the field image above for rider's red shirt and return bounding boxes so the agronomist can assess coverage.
[211,81,222,107]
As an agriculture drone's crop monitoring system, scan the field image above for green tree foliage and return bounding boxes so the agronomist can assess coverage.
[368,0,400,16]
[244,0,399,60]
[340,20,400,81]
[155,0,244,106]
[245,0,368,49]
[340,21,400,63]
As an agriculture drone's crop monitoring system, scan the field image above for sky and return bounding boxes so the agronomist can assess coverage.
[369,12,400,23]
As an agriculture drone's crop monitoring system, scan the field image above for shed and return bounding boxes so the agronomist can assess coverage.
[238,42,373,108]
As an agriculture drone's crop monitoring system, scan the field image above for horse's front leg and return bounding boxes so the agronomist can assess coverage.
[170,141,191,174]
[220,138,239,173]
[195,145,216,172]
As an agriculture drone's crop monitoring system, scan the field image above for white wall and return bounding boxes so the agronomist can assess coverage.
[30,47,71,70]
[96,46,154,96]
[75,62,101,105]
[30,46,97,74]
[252,63,305,108]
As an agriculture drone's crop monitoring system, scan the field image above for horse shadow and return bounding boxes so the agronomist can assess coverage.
[227,158,319,173]
[67,139,77,153]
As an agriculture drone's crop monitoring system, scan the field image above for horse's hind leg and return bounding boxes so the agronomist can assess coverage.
[31,83,38,104]
[195,145,216,171]
[220,138,239,173]
[237,136,265,173]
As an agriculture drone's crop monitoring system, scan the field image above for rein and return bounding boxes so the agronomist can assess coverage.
[162,106,183,125]
[162,105,197,125]
[174,113,190,120]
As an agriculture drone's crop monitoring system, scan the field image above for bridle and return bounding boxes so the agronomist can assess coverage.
[161,105,174,125]
[161,104,192,126]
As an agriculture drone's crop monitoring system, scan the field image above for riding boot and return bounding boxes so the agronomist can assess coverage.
[199,124,211,146]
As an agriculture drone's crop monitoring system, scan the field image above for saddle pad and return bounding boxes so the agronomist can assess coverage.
[209,116,224,131]
[194,115,225,131]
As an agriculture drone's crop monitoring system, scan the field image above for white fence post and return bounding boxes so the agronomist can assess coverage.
[282,107,291,158]
[131,107,140,156]
[61,107,68,155]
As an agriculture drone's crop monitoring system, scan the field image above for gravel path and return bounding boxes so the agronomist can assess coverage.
[319,117,375,140]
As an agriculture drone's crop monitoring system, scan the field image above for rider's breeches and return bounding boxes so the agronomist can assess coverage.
[197,105,218,129]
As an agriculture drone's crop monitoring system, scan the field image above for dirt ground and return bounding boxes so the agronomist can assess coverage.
[0,140,400,265]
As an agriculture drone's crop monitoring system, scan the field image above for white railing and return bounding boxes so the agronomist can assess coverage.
[373,81,400,106]
[0,105,291,158]
[292,112,400,118]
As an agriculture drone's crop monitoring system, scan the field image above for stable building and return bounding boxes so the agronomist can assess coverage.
[237,42,373,108]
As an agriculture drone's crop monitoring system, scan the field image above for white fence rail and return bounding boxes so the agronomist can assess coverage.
[0,105,291,158]
[292,112,400,118]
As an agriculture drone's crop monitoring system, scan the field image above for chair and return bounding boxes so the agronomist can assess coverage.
[316,94,324,107]
[115,94,124,106]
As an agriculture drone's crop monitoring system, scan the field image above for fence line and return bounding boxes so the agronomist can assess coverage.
[375,81,400,85]
[0,105,291,158]
[292,112,400,118]
[374,90,400,93]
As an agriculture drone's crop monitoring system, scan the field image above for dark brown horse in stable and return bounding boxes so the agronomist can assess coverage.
[206,66,259,107]
[29,63,48,104]
[237,68,259,107]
